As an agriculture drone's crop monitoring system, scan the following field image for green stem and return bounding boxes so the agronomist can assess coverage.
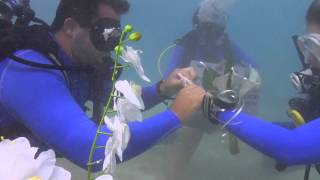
[87,30,127,180]
[87,160,103,166]
[122,39,129,44]
[116,64,130,69]
[111,95,125,99]
[98,131,113,136]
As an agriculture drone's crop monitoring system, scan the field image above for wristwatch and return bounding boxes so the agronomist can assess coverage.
[202,90,240,124]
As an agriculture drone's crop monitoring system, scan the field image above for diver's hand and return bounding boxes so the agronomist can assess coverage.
[159,67,197,97]
[170,84,206,122]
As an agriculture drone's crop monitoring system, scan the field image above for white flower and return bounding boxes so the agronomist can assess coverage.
[117,99,143,122]
[103,115,131,174]
[115,80,144,109]
[115,80,144,122]
[0,137,71,180]
[120,46,151,82]
[95,174,114,180]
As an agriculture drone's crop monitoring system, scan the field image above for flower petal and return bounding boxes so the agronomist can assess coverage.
[115,80,143,109]
[32,150,56,180]
[120,46,150,82]
[117,99,143,122]
[104,115,116,131]
[132,61,151,82]
[0,137,70,180]
[0,137,38,180]
[102,148,116,174]
[122,124,131,152]
[95,174,114,180]
[49,166,71,180]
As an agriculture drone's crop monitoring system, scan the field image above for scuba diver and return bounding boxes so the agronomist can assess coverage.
[201,0,320,179]
[161,0,260,179]
[0,0,205,171]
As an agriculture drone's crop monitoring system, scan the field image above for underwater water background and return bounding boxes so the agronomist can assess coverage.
[30,0,318,179]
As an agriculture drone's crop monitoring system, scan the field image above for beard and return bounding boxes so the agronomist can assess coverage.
[71,46,103,67]
[70,33,106,68]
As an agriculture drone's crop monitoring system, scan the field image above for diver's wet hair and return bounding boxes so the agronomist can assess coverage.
[307,0,320,25]
[51,0,129,32]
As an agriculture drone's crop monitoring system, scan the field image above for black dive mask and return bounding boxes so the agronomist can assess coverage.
[90,18,122,52]
[196,22,225,46]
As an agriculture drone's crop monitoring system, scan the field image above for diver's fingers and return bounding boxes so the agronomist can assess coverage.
[290,73,301,90]
[177,73,193,87]
[182,67,197,81]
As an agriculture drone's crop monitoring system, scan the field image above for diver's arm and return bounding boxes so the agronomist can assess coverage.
[141,32,198,108]
[1,50,181,170]
[141,45,187,109]
[123,110,180,160]
[163,45,187,79]
[141,83,164,110]
[230,41,259,68]
[219,111,320,165]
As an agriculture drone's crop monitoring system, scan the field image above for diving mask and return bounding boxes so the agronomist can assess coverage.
[90,17,122,52]
[290,68,320,94]
[297,33,320,65]
[196,22,225,46]
[193,4,226,46]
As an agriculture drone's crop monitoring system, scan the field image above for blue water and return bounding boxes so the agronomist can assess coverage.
[29,0,317,179]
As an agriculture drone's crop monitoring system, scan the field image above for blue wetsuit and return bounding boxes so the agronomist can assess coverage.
[166,31,320,166]
[0,47,181,171]
[164,31,259,132]
[164,31,258,78]
[165,31,259,115]
[219,111,320,166]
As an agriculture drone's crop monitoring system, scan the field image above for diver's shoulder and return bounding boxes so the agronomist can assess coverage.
[175,30,197,46]
[228,41,259,68]
[12,49,52,64]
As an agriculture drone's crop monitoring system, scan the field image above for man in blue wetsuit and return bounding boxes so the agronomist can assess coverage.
[0,0,205,171]
[201,0,320,178]
[163,1,260,179]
